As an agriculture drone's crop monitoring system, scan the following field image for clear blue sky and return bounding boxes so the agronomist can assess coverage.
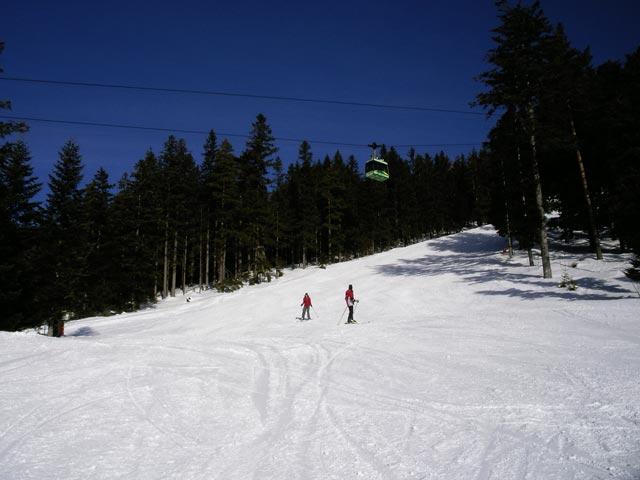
[2,0,639,192]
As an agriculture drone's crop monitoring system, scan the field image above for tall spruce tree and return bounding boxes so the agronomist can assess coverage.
[608,49,640,274]
[210,139,240,285]
[200,130,218,288]
[238,114,278,280]
[475,0,555,278]
[111,150,163,308]
[317,151,347,262]
[82,168,115,313]
[268,156,286,269]
[384,147,413,245]
[158,136,198,297]
[42,140,86,334]
[0,140,41,330]
[539,24,602,258]
[297,141,320,267]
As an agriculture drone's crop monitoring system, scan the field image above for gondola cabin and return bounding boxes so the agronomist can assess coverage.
[365,156,390,181]
[365,142,389,182]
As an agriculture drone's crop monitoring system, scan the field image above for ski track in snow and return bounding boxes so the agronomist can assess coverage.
[1,226,640,479]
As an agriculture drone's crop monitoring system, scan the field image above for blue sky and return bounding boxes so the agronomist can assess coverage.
[2,0,639,192]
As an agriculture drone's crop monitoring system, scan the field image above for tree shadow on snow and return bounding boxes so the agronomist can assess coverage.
[68,326,99,337]
[373,228,632,301]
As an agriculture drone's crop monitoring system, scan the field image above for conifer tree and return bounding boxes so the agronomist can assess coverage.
[82,168,114,312]
[475,0,554,278]
[326,151,349,260]
[200,130,218,288]
[408,152,436,238]
[238,114,278,280]
[297,141,319,267]
[384,147,413,245]
[605,49,640,269]
[342,155,362,256]
[211,139,240,285]
[0,140,41,330]
[269,156,286,270]
[539,24,602,258]
[158,136,199,297]
[42,140,86,334]
[111,150,163,308]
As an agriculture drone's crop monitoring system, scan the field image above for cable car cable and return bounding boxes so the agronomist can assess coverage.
[0,76,485,116]
[0,114,484,150]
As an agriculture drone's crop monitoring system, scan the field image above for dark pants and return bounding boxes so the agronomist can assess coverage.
[347,305,354,322]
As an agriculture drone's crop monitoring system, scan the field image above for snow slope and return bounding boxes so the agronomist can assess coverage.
[1,226,639,479]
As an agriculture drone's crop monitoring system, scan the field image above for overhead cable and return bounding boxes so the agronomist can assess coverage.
[0,76,485,116]
[0,114,483,149]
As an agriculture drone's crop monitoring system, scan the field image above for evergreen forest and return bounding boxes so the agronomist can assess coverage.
[1,1,639,332]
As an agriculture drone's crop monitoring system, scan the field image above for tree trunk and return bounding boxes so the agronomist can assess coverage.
[516,144,534,265]
[162,226,169,300]
[182,234,188,295]
[205,223,210,288]
[328,200,333,262]
[218,241,226,284]
[171,230,178,297]
[527,104,552,278]
[498,155,514,258]
[568,108,603,259]
[198,230,203,293]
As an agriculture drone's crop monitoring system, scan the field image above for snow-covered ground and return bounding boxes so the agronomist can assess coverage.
[1,226,639,479]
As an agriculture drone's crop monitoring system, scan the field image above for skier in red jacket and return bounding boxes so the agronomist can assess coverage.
[300,293,312,320]
[345,284,356,323]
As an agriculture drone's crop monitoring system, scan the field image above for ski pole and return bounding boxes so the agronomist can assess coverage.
[337,306,347,325]
[312,306,319,319]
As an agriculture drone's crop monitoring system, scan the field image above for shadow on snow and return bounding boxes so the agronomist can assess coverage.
[373,227,632,301]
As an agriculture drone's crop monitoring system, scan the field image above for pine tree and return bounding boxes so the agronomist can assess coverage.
[200,130,218,288]
[111,150,163,308]
[42,140,86,334]
[539,24,602,258]
[0,140,41,330]
[211,139,240,286]
[238,114,278,281]
[408,152,436,238]
[317,151,347,262]
[158,136,199,297]
[297,141,320,267]
[475,0,554,278]
[82,168,115,313]
[268,156,286,270]
[343,155,363,256]
[606,49,640,263]
[384,147,413,245]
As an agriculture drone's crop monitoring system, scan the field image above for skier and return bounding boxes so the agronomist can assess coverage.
[300,293,312,320]
[345,284,357,323]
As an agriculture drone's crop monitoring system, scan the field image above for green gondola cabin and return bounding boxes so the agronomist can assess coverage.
[365,143,390,182]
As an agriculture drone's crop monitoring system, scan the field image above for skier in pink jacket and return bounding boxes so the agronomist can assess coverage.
[345,284,356,323]
[301,293,312,320]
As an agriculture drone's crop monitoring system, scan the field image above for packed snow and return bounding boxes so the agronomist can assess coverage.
[1,226,639,479]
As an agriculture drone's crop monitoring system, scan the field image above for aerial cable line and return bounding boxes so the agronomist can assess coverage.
[0,114,483,149]
[0,115,365,147]
[0,76,485,116]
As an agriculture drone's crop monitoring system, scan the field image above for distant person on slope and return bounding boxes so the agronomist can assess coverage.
[345,284,357,323]
[301,293,312,320]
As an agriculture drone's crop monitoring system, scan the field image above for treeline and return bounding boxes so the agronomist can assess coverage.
[2,0,640,332]
[0,114,484,331]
